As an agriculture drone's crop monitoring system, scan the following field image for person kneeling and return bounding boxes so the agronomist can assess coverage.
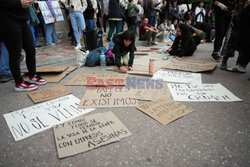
[167,24,197,58]
[112,30,136,73]
[139,18,158,46]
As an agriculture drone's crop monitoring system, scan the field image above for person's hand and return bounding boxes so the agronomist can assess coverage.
[119,66,127,73]
[69,6,74,12]
[21,0,34,8]
[244,0,250,8]
[54,17,57,22]
[167,48,172,52]
[128,67,133,71]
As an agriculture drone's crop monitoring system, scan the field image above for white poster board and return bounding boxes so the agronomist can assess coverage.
[152,70,202,84]
[167,83,242,102]
[3,95,94,141]
[38,1,64,24]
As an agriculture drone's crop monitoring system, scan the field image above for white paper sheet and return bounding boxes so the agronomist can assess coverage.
[3,95,94,141]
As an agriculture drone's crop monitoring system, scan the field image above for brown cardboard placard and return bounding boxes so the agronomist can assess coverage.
[24,66,68,73]
[28,85,71,103]
[136,98,194,125]
[78,87,138,109]
[66,73,128,86]
[163,60,217,73]
[134,52,149,56]
[53,111,131,158]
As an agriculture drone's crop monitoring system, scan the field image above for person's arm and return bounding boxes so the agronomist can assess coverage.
[113,44,122,68]
[158,24,165,31]
[46,0,56,18]
[128,48,135,68]
[213,1,227,11]
[92,0,97,12]
[134,4,139,12]
[195,7,200,15]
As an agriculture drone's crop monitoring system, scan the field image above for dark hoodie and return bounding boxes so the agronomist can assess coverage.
[112,31,136,68]
[0,0,29,21]
[169,24,197,57]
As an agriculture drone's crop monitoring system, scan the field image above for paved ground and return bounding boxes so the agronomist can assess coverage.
[0,36,249,167]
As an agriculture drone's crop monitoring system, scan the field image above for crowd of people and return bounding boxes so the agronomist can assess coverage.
[0,0,249,91]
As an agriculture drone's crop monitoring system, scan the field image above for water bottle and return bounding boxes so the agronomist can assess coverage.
[100,51,106,71]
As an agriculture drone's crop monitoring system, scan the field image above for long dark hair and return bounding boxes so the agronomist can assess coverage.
[178,24,191,40]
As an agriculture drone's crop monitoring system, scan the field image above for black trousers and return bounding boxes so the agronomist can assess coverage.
[213,13,231,53]
[0,16,36,84]
[127,16,137,32]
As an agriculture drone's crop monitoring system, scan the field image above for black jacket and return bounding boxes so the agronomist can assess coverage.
[108,0,124,19]
[112,33,136,68]
[0,0,29,21]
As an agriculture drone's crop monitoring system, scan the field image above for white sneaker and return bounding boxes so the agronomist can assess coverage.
[151,41,158,45]
[15,81,38,92]
[75,44,82,50]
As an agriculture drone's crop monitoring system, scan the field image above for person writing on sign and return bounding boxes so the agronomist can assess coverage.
[112,30,136,73]
[0,0,47,91]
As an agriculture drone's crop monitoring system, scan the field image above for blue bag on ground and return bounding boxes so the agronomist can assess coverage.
[85,47,108,67]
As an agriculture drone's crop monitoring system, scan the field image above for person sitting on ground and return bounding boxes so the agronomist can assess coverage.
[169,19,178,41]
[156,19,170,42]
[112,30,136,73]
[167,24,197,57]
[139,18,158,46]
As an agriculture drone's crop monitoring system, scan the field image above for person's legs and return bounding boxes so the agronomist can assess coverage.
[0,43,10,76]
[27,20,39,47]
[76,12,86,45]
[151,32,157,43]
[116,20,123,34]
[51,23,59,43]
[121,53,129,66]
[107,20,115,41]
[70,12,81,45]
[38,15,46,39]
[103,15,108,33]
[45,23,54,45]
[145,31,152,45]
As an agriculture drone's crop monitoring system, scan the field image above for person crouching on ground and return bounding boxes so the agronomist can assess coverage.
[139,18,158,46]
[157,19,171,42]
[112,30,136,73]
[167,24,197,57]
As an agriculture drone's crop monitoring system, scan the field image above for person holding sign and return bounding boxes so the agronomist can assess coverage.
[61,0,87,50]
[0,0,47,91]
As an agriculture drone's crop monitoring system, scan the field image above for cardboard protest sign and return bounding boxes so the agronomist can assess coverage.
[28,85,71,103]
[152,70,202,84]
[38,1,64,24]
[3,95,94,141]
[167,83,242,102]
[78,87,138,109]
[53,111,131,158]
[136,98,194,125]
[23,66,77,83]
[134,52,149,56]
[66,73,128,86]
[163,60,217,72]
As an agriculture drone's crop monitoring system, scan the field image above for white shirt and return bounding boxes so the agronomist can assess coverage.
[195,7,206,23]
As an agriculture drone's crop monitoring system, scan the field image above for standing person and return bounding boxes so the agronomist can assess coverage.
[107,0,125,41]
[96,0,102,29]
[84,0,98,30]
[211,0,235,61]
[136,0,144,34]
[144,0,157,27]
[44,0,60,46]
[0,0,47,91]
[112,30,136,73]
[34,1,46,41]
[61,0,87,50]
[195,2,206,23]
[170,0,180,21]
[127,0,139,32]
[28,3,40,47]
[102,0,109,35]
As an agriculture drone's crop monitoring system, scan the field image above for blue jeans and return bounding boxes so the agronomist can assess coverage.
[0,43,10,75]
[69,12,86,45]
[27,20,39,47]
[45,23,59,45]
[86,19,96,30]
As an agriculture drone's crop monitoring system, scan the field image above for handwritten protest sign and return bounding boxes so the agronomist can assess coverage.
[66,73,128,86]
[152,70,202,84]
[78,87,138,109]
[163,60,217,72]
[53,111,131,158]
[28,85,71,103]
[38,1,64,24]
[136,98,194,125]
[3,95,94,141]
[167,83,242,102]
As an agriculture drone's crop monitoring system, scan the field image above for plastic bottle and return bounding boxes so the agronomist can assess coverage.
[100,51,106,71]
[149,59,154,76]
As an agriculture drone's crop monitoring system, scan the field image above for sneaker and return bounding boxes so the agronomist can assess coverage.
[75,44,82,50]
[47,43,56,46]
[151,41,158,45]
[145,42,152,47]
[55,40,61,44]
[29,75,47,85]
[227,65,246,73]
[0,73,13,83]
[15,81,38,92]
[211,53,222,62]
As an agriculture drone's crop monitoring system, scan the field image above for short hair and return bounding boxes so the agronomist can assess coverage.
[128,0,133,2]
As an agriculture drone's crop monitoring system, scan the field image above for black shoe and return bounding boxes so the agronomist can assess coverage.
[211,53,222,62]
[0,73,13,83]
